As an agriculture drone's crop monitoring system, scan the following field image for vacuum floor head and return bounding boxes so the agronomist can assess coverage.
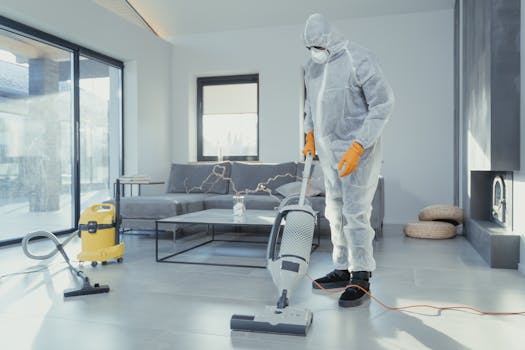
[63,283,110,298]
[231,306,313,336]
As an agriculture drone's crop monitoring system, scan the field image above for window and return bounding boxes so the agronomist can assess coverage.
[0,16,122,245]
[79,56,122,212]
[197,74,259,161]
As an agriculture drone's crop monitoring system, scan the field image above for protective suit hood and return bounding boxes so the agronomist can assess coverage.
[303,13,347,56]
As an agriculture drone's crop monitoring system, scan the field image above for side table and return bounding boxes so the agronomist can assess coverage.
[114,178,165,234]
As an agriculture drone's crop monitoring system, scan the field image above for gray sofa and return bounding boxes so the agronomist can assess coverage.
[118,161,384,237]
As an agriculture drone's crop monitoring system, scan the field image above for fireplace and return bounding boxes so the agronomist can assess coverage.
[491,175,507,227]
[467,171,518,268]
[470,171,512,228]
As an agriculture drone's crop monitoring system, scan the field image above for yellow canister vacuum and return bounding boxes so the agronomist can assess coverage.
[22,201,125,297]
[77,203,125,267]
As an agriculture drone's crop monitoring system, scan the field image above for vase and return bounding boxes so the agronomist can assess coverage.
[233,195,246,221]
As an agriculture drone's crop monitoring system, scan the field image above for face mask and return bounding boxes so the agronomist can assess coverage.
[310,48,329,64]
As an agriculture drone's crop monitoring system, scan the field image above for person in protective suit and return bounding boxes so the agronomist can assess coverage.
[302,13,394,307]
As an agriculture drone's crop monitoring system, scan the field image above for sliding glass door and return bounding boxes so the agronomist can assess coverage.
[0,17,123,244]
[79,56,121,212]
[0,28,74,241]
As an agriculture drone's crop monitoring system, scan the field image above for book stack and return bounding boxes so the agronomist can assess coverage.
[118,175,152,184]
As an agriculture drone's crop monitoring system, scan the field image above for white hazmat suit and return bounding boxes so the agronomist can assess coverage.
[303,14,394,272]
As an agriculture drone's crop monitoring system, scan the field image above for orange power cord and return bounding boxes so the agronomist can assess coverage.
[306,274,525,316]
[307,172,518,316]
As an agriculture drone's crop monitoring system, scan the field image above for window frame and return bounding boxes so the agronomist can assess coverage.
[197,74,259,162]
[0,15,124,246]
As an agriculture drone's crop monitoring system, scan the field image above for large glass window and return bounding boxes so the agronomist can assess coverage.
[79,56,121,212]
[197,74,259,161]
[0,17,123,244]
[0,28,74,241]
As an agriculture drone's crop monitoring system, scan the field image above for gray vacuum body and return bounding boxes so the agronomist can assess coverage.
[230,154,316,336]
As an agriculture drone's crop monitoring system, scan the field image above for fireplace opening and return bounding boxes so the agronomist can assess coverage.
[470,171,513,229]
[491,175,506,227]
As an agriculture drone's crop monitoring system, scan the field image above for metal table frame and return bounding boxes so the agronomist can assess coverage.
[114,178,164,234]
[155,209,321,268]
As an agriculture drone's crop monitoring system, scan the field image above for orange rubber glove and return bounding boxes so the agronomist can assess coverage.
[302,131,316,157]
[338,141,364,177]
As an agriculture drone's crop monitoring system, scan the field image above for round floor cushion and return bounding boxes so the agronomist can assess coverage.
[404,221,456,239]
[418,205,464,226]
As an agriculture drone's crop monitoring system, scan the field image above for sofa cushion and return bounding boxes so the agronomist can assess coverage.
[167,162,231,194]
[307,196,326,217]
[275,181,324,197]
[229,161,297,195]
[119,193,211,219]
[205,194,282,211]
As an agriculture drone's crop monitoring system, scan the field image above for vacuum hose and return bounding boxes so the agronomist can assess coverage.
[21,230,110,297]
[22,230,77,261]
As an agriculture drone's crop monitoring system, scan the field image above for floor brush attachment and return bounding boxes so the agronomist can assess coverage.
[63,268,110,298]
[231,305,312,336]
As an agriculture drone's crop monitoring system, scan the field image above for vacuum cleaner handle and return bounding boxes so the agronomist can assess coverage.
[299,153,313,207]
[267,211,285,261]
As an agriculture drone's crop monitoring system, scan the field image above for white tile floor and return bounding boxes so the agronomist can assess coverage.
[1,226,525,350]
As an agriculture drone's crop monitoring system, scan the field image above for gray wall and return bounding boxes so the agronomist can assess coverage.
[516,0,525,274]
[461,0,521,220]
[460,0,522,269]
[462,0,520,174]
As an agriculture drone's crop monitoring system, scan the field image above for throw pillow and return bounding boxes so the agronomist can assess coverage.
[276,181,323,197]
[167,162,231,194]
[229,162,297,195]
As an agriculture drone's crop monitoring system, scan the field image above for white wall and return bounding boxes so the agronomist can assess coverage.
[0,0,173,190]
[171,10,455,224]
[0,2,457,225]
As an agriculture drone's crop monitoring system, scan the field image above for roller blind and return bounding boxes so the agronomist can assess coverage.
[203,83,257,115]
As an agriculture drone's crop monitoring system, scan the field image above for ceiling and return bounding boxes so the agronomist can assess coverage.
[93,0,155,34]
[95,0,455,40]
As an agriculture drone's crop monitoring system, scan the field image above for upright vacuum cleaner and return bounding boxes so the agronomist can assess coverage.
[230,153,317,336]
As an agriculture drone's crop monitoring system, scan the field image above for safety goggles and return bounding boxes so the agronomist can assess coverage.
[306,46,327,51]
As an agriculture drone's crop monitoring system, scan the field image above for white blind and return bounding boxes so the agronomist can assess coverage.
[203,83,257,115]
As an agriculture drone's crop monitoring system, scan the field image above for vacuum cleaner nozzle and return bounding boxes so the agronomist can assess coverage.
[62,257,111,297]
[63,282,110,298]
[230,306,312,336]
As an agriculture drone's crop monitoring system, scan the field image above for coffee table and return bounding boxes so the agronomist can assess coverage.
[155,208,320,268]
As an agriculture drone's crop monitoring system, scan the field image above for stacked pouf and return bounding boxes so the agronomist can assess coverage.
[404,205,464,239]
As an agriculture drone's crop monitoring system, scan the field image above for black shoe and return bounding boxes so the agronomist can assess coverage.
[338,271,371,308]
[312,269,350,289]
